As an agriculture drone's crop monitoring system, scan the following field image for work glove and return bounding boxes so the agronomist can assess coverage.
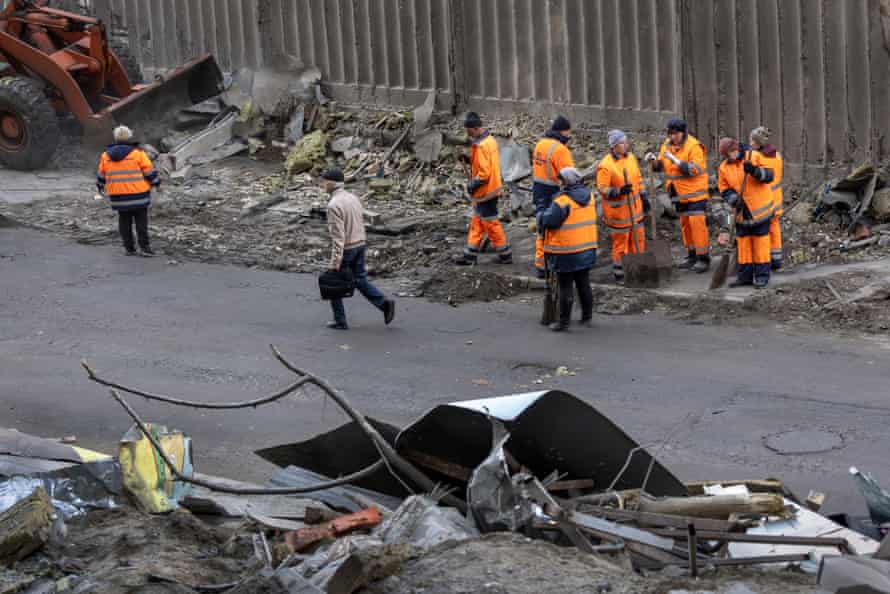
[527,219,538,234]
[743,161,756,175]
[722,190,740,209]
[619,183,633,196]
[467,177,483,195]
[644,152,657,162]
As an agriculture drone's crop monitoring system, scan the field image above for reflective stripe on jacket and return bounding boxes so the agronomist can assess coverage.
[658,134,708,204]
[470,132,503,204]
[759,149,784,215]
[532,136,574,186]
[543,193,598,255]
[720,151,775,227]
[597,152,645,229]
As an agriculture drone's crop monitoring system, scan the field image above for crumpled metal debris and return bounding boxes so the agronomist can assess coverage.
[851,466,890,525]
[466,420,529,532]
[376,494,478,549]
[0,459,122,519]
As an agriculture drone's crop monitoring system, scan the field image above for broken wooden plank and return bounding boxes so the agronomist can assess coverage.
[401,449,471,482]
[0,487,54,565]
[685,479,785,496]
[547,479,596,492]
[637,493,788,520]
[579,505,735,532]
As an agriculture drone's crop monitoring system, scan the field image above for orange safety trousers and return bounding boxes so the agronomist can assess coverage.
[611,226,646,265]
[769,215,783,264]
[737,232,771,265]
[680,214,710,256]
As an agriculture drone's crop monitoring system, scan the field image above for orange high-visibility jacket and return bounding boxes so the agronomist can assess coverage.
[533,137,575,187]
[470,132,503,204]
[98,149,155,197]
[543,193,599,254]
[759,150,784,215]
[719,151,774,226]
[597,152,645,229]
[658,134,708,204]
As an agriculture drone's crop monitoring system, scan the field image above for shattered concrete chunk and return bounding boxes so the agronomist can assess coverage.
[285,131,328,175]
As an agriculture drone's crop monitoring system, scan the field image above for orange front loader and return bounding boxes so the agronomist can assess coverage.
[0,0,223,170]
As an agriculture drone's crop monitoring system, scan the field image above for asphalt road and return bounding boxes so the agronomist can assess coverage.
[2,226,889,517]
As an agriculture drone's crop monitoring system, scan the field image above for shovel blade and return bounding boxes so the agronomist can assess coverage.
[646,239,673,281]
[622,253,660,288]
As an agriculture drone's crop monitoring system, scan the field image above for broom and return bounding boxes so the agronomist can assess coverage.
[709,172,746,290]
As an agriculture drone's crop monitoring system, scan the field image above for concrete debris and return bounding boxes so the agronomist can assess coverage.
[168,112,237,171]
[873,187,890,221]
[285,130,328,175]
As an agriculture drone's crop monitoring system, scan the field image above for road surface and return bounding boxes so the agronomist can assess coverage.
[2,225,889,517]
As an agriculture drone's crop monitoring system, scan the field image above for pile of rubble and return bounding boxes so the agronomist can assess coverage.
[0,349,887,593]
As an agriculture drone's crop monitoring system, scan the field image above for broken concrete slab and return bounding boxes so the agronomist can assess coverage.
[169,112,237,170]
[285,130,327,175]
[331,136,359,154]
[414,130,443,163]
[413,91,436,136]
[498,139,532,183]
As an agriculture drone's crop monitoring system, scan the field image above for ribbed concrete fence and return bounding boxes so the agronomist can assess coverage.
[60,0,890,168]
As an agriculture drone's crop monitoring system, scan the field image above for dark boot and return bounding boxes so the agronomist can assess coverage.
[383,299,395,325]
[452,254,476,266]
[549,321,569,332]
[326,321,349,330]
[729,279,752,288]
[677,251,697,270]
[754,279,769,289]
[693,255,711,274]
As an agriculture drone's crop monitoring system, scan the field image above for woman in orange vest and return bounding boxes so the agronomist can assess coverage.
[717,137,776,288]
[532,116,575,277]
[646,119,711,273]
[538,167,598,332]
[749,127,784,270]
[597,129,650,282]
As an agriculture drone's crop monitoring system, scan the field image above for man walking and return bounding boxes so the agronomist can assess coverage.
[646,119,710,272]
[597,130,650,283]
[97,125,160,256]
[538,167,598,332]
[531,116,575,277]
[323,168,395,330]
[717,137,776,288]
[453,112,513,266]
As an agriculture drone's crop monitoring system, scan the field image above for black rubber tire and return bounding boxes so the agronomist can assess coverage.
[0,77,61,171]
[109,38,143,85]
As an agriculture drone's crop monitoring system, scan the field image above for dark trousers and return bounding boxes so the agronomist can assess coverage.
[558,268,593,324]
[118,208,150,252]
[331,246,386,324]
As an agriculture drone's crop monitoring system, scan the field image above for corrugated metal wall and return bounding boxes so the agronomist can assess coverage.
[64,0,890,166]
[683,0,890,168]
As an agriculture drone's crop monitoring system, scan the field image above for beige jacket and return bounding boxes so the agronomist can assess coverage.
[327,187,367,269]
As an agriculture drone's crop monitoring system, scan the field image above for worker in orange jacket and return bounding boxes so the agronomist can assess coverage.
[453,112,512,265]
[97,125,161,256]
[717,137,776,288]
[597,130,650,283]
[532,116,575,277]
[748,127,784,270]
[646,119,710,273]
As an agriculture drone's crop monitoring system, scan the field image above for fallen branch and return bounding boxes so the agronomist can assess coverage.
[108,388,384,496]
[83,361,312,410]
[271,346,468,513]
[840,236,880,251]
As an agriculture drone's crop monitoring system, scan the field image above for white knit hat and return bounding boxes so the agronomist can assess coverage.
[113,125,133,142]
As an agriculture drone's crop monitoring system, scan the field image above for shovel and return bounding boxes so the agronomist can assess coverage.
[646,166,673,280]
[621,170,659,288]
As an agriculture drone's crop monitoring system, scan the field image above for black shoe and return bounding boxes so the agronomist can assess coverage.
[139,248,155,258]
[549,322,569,332]
[326,321,349,330]
[613,273,625,284]
[693,258,710,274]
[125,249,138,256]
[677,255,697,270]
[579,317,593,328]
[383,300,395,325]
[754,280,769,289]
[535,269,546,279]
[729,279,752,288]
[771,262,782,272]
[496,254,513,265]
[452,255,476,266]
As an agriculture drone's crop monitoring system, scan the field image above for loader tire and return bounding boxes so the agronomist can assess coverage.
[0,77,61,171]
[110,38,143,85]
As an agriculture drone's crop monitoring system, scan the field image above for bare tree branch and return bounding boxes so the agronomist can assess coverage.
[270,346,468,513]
[83,361,312,410]
[109,388,385,496]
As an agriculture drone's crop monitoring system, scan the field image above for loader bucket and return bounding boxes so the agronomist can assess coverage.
[99,54,224,146]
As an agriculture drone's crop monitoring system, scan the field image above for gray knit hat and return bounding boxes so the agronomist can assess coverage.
[608,129,628,148]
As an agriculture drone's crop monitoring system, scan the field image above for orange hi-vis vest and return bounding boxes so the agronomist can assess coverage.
[99,149,154,197]
[759,150,784,215]
[597,152,645,229]
[720,151,775,227]
[658,134,708,204]
[470,132,503,204]
[533,137,574,187]
[543,193,599,255]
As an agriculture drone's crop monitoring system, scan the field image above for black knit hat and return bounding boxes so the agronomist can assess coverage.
[666,118,688,133]
[551,115,571,132]
[464,112,483,129]
[321,168,344,182]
